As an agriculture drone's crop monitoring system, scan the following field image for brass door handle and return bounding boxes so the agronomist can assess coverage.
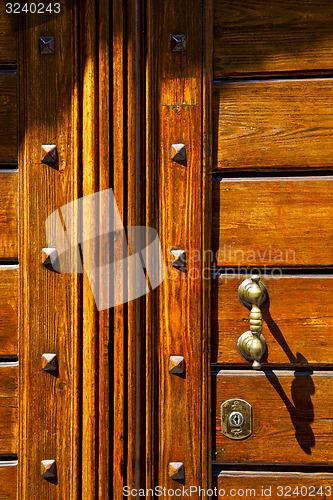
[237,275,267,370]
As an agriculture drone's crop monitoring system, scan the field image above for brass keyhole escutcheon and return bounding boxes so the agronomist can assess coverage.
[221,399,252,440]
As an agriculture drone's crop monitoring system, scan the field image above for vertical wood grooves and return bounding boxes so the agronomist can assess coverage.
[112,0,126,496]
[81,0,99,498]
[146,0,158,490]
[202,0,214,492]
[126,0,145,491]
[98,0,110,498]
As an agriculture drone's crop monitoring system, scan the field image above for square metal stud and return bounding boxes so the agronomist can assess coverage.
[39,36,55,55]
[168,462,185,480]
[42,248,58,267]
[171,144,186,165]
[41,460,57,480]
[169,356,185,375]
[41,145,58,164]
[171,34,186,52]
[42,354,58,373]
[171,250,187,271]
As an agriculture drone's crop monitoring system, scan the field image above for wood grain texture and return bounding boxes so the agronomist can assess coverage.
[98,0,110,498]
[0,75,17,164]
[81,1,99,498]
[214,0,333,77]
[212,275,333,365]
[112,0,126,497]
[0,3,17,63]
[0,268,18,356]
[213,79,333,170]
[216,471,333,499]
[150,0,205,490]
[214,370,333,463]
[213,177,333,266]
[18,6,81,499]
[0,364,18,455]
[0,463,17,500]
[0,172,18,259]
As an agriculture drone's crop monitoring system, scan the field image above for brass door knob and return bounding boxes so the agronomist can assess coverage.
[237,275,267,370]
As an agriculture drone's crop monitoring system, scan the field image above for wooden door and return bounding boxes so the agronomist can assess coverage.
[211,0,333,497]
[0,2,110,499]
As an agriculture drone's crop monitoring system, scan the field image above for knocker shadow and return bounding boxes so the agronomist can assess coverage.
[261,296,308,365]
[265,370,315,455]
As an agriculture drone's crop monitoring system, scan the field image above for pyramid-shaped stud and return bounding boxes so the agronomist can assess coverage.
[41,460,57,480]
[39,36,55,54]
[168,462,185,480]
[171,250,187,270]
[42,248,58,267]
[171,144,186,165]
[169,356,185,374]
[42,354,58,373]
[41,145,58,163]
[171,34,186,52]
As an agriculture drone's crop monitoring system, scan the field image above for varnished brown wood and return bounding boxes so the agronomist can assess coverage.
[0,268,17,356]
[0,3,17,63]
[98,0,110,498]
[0,364,18,454]
[212,275,333,365]
[112,0,126,497]
[0,75,17,164]
[126,0,145,492]
[214,0,333,77]
[216,472,333,499]
[213,79,333,170]
[81,1,99,498]
[0,463,17,500]
[149,0,206,490]
[0,172,18,259]
[214,370,333,463]
[213,177,333,266]
[18,6,81,499]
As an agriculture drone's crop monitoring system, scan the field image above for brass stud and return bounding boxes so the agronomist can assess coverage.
[171,144,187,165]
[42,248,58,267]
[169,356,185,374]
[41,145,58,163]
[42,354,58,373]
[41,460,57,480]
[168,462,185,480]
[171,34,186,52]
[39,36,55,55]
[171,250,187,270]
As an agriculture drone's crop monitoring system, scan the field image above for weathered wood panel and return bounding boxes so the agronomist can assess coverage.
[214,370,333,463]
[18,6,81,500]
[213,80,333,170]
[0,365,18,455]
[148,0,207,491]
[0,75,17,164]
[212,275,333,365]
[216,471,333,499]
[0,268,17,356]
[0,3,17,63]
[0,172,18,259]
[214,0,333,77]
[213,178,333,266]
[0,463,17,500]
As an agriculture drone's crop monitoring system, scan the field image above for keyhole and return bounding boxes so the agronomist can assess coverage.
[229,411,244,427]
